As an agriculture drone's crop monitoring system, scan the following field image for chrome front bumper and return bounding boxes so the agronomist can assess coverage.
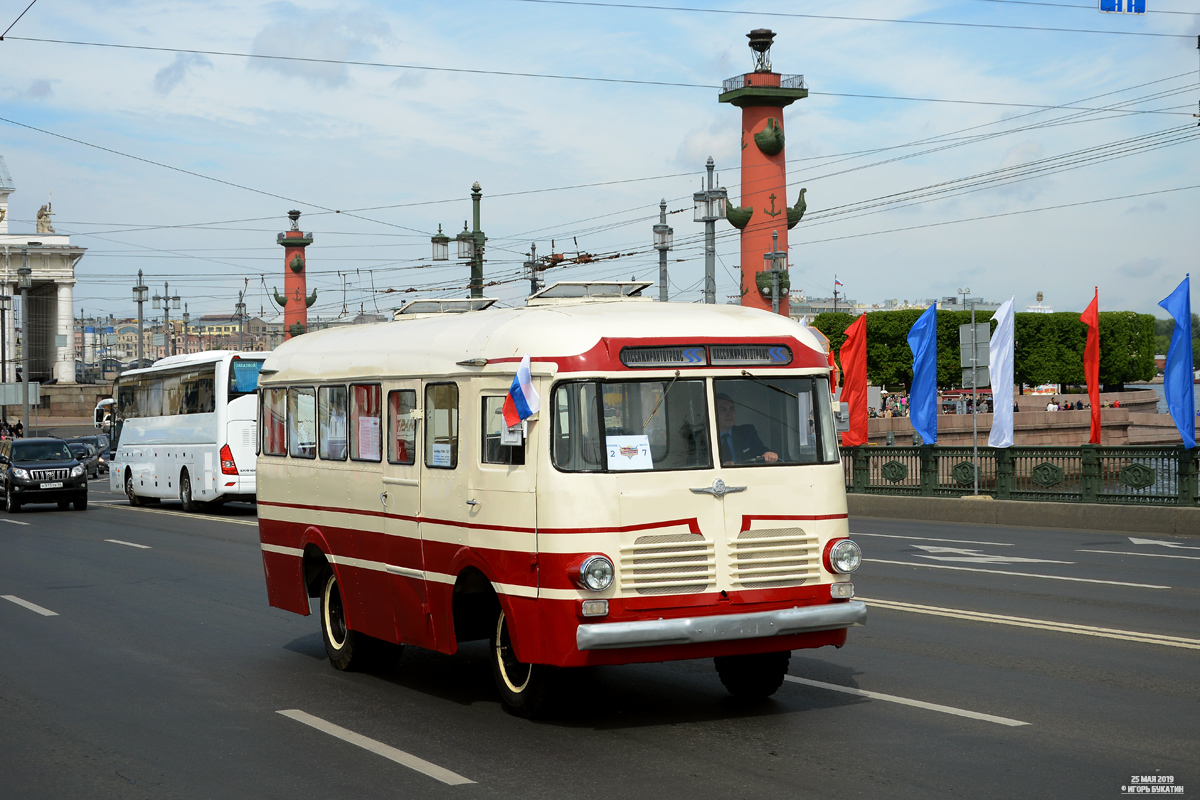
[576,600,867,651]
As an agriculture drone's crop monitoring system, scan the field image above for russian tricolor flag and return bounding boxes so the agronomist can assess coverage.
[502,354,540,428]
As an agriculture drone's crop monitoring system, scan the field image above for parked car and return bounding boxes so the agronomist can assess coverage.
[0,438,88,511]
[67,442,101,479]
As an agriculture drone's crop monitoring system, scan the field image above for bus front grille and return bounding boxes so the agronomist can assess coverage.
[730,527,820,589]
[619,534,715,595]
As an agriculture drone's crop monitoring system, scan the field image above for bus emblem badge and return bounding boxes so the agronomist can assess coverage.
[691,478,747,498]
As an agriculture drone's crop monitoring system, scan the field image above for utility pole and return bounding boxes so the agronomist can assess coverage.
[523,244,542,297]
[833,276,840,314]
[693,158,727,304]
[133,271,149,366]
[764,230,788,315]
[653,199,674,302]
[153,282,180,357]
[0,291,10,425]
[237,290,247,351]
[19,249,32,437]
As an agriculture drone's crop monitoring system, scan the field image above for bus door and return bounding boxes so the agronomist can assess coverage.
[382,384,434,649]
[712,375,835,603]
[471,385,538,600]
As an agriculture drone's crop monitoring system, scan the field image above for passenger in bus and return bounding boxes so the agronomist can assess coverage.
[716,393,778,465]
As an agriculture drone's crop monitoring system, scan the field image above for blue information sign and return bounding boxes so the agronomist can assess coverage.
[1099,0,1145,13]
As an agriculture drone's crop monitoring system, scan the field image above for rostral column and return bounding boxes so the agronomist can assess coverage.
[276,209,316,339]
[719,30,808,314]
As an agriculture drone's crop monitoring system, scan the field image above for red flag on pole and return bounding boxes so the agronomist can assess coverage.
[1080,288,1101,444]
[839,315,869,446]
[827,347,839,395]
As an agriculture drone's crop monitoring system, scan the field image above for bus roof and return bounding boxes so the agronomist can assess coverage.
[260,300,830,384]
[117,350,264,380]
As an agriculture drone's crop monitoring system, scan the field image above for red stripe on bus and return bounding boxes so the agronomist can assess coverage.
[739,513,848,532]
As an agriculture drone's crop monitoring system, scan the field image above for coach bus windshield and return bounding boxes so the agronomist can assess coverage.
[229,359,265,401]
[551,375,839,473]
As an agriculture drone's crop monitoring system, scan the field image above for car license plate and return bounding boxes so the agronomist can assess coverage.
[40,482,63,489]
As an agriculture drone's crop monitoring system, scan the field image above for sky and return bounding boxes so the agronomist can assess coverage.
[0,0,1197,324]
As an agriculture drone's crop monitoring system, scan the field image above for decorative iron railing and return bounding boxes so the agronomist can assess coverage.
[721,74,806,93]
[841,445,1200,506]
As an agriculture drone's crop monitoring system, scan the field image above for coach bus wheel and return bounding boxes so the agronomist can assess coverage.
[179,470,198,512]
[714,650,791,700]
[321,570,361,671]
[125,471,143,507]
[490,608,554,718]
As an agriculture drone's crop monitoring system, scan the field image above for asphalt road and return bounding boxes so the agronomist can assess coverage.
[1,480,1196,799]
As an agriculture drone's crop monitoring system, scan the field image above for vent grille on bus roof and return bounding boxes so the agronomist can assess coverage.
[709,345,792,366]
[620,347,708,368]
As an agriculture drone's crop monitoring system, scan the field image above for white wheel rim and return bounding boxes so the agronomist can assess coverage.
[323,575,347,649]
[495,611,532,693]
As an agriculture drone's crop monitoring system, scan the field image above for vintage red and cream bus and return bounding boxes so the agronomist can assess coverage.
[257,282,864,716]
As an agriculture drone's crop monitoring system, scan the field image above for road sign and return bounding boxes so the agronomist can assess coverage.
[1099,0,1145,13]
[0,382,40,405]
[962,368,990,389]
[958,323,990,369]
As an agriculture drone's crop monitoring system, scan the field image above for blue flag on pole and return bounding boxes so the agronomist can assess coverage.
[908,304,938,445]
[1158,275,1194,449]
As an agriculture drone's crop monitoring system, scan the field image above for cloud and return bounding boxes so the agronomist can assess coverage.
[249,6,393,89]
[1124,199,1167,215]
[154,53,213,95]
[1117,257,1162,279]
[26,79,52,99]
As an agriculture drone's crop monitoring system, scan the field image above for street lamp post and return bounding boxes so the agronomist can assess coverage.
[153,282,181,357]
[181,305,190,355]
[523,244,542,297]
[958,286,979,496]
[762,230,789,315]
[19,256,32,436]
[693,157,727,304]
[432,184,487,298]
[653,199,674,302]
[236,291,247,351]
[0,293,10,425]
[133,270,149,366]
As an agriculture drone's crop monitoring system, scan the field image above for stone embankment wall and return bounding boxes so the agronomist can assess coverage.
[869,389,1197,446]
[27,383,114,418]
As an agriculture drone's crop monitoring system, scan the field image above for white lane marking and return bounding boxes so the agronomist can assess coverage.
[1079,549,1200,562]
[784,676,1028,727]
[852,532,1013,547]
[866,559,1169,589]
[0,518,31,526]
[103,504,258,527]
[862,597,1200,650]
[278,710,474,786]
[105,539,151,549]
[1129,536,1200,551]
[2,595,58,616]
[910,544,1073,565]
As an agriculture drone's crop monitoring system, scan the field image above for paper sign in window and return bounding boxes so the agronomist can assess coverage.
[605,435,653,470]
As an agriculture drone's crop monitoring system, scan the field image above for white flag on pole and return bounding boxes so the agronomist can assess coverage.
[988,297,1016,448]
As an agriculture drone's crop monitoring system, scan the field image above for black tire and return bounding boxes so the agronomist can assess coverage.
[320,569,362,671]
[58,501,71,510]
[179,470,198,512]
[125,470,143,507]
[714,650,791,700]
[490,607,555,718]
[73,494,88,511]
[5,490,19,513]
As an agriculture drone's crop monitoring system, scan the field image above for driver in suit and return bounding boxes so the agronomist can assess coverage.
[716,393,779,465]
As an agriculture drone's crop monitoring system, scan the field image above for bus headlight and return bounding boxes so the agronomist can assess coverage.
[824,539,862,574]
[578,556,615,592]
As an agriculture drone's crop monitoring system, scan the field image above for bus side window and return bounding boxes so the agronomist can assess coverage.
[424,383,458,469]
[388,390,417,466]
[262,388,288,456]
[288,387,316,459]
[350,384,382,462]
[318,385,348,461]
[482,396,525,466]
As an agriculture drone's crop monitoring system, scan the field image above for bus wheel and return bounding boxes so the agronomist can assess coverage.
[320,570,360,671]
[714,651,791,700]
[490,608,554,718]
[179,470,198,512]
[125,471,143,507]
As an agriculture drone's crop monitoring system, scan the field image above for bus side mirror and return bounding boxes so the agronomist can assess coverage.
[832,401,850,433]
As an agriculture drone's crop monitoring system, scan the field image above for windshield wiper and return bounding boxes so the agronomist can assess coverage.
[740,369,800,399]
[643,370,682,429]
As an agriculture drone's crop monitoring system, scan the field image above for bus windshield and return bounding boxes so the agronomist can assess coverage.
[713,376,840,467]
[229,359,265,400]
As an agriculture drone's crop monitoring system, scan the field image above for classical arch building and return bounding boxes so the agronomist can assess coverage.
[0,155,86,384]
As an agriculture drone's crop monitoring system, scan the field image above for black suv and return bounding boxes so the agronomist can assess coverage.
[1,438,89,512]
